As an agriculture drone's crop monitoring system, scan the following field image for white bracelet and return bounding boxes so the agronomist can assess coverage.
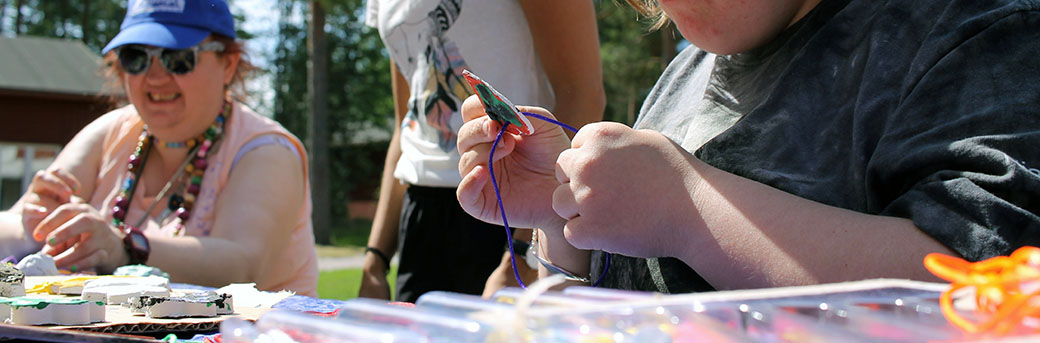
[531,231,591,284]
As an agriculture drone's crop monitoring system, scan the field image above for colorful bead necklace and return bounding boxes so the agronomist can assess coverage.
[111,101,230,235]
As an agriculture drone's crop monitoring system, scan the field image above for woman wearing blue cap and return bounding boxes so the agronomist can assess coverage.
[0,0,318,296]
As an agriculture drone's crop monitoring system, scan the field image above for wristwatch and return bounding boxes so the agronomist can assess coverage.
[122,225,150,266]
[511,239,539,270]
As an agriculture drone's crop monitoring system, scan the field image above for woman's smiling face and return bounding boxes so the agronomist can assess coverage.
[659,0,822,55]
[123,39,237,142]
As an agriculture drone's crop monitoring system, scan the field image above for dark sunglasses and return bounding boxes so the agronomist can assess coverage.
[117,41,226,75]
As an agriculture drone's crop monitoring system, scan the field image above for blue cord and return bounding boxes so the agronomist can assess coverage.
[490,113,611,288]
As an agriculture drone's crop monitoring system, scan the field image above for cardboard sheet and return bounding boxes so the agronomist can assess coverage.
[19,276,271,335]
[49,303,269,334]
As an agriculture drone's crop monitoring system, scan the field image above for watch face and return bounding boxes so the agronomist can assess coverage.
[130,231,149,251]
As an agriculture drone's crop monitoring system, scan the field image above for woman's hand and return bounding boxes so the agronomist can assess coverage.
[457,95,573,231]
[553,122,702,258]
[358,255,392,300]
[22,168,81,236]
[34,199,127,273]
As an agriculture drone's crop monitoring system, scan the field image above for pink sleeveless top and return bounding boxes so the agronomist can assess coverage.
[89,103,318,297]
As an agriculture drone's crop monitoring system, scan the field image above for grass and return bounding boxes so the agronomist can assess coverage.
[328,218,374,247]
[317,266,397,300]
[315,245,364,257]
[316,218,400,300]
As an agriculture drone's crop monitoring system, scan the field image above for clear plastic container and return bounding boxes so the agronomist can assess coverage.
[414,291,513,314]
[562,286,659,301]
[221,310,429,343]
[335,297,487,343]
[492,287,602,307]
[509,299,750,342]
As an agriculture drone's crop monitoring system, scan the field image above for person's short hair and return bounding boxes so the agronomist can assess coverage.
[624,0,670,30]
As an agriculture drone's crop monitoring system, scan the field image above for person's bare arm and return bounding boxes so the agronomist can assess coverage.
[554,124,954,290]
[358,63,409,299]
[519,0,605,135]
[516,0,606,287]
[146,141,306,289]
[0,110,117,257]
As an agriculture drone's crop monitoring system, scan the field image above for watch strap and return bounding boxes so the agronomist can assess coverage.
[121,225,150,266]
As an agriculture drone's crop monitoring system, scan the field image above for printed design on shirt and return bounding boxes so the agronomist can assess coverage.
[384,0,472,151]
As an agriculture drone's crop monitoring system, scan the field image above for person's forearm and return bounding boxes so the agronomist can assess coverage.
[536,226,590,289]
[519,0,604,137]
[365,62,409,274]
[365,150,405,263]
[675,159,956,290]
[147,235,258,287]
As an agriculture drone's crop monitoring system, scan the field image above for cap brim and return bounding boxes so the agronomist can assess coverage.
[101,22,210,54]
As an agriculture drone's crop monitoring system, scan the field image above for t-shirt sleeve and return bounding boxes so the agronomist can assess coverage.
[364,0,379,28]
[874,9,1040,261]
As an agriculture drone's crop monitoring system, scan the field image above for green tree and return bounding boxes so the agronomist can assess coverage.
[273,0,394,235]
[5,1,254,53]
[3,0,124,52]
[595,1,680,124]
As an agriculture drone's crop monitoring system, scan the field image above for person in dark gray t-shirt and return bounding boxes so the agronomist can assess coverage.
[456,0,1040,293]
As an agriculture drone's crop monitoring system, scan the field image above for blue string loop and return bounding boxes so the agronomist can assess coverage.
[490,112,610,289]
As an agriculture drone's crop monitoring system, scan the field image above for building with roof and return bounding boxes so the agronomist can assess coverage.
[0,35,118,208]
[0,35,118,144]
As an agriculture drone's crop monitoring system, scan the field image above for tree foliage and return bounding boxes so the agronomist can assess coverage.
[272,0,394,227]
[2,0,124,52]
[595,1,680,124]
[3,0,254,52]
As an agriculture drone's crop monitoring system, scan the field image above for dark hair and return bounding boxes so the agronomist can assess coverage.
[100,34,258,104]
[623,0,670,30]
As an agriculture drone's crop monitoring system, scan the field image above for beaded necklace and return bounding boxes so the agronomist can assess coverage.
[111,101,230,235]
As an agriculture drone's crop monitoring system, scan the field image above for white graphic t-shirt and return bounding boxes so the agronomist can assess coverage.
[366,0,554,187]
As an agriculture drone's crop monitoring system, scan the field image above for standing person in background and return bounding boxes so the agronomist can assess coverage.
[359,0,605,302]
[0,0,319,296]
[456,0,1040,293]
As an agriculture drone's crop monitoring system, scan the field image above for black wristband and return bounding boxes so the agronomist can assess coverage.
[365,246,391,272]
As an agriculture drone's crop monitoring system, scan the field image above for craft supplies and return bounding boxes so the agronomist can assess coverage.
[16,252,60,277]
[114,264,171,278]
[925,246,1040,336]
[126,291,233,318]
[81,276,172,305]
[225,279,984,342]
[27,276,110,295]
[2,297,106,325]
[461,70,534,136]
[0,263,25,297]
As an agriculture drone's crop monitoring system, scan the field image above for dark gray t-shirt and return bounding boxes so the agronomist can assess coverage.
[592,0,1040,293]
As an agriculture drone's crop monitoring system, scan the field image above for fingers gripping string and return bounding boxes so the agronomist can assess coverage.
[490,113,610,289]
[521,112,579,133]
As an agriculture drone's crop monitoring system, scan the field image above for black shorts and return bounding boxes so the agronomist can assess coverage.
[394,185,508,303]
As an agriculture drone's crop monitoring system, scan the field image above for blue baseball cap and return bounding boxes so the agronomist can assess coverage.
[101,0,236,54]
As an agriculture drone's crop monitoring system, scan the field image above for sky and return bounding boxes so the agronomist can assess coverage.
[232,0,281,115]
